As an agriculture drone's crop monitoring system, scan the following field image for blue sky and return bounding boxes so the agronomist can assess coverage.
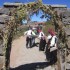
[0,0,70,22]
[0,0,70,7]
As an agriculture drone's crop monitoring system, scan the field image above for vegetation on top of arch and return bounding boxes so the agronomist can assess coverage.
[16,0,58,22]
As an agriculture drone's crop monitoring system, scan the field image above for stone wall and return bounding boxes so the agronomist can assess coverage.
[51,5,70,47]
[0,37,4,70]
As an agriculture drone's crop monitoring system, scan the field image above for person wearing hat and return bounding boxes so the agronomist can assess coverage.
[45,28,57,64]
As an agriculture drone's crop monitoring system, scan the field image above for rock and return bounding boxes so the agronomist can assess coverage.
[67,37,70,48]
[66,63,70,70]
[0,44,4,56]
[0,56,5,70]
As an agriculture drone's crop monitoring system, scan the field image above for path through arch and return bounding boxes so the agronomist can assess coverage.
[10,36,56,70]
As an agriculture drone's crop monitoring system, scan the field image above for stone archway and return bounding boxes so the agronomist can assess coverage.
[1,0,68,70]
[0,31,4,70]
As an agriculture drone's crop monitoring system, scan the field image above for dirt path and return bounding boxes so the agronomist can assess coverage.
[10,36,56,70]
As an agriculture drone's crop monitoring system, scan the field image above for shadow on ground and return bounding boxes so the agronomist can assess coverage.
[10,62,51,70]
[32,42,39,48]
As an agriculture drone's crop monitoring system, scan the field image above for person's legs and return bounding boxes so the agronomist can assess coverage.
[33,38,35,46]
[53,50,57,63]
[42,39,46,51]
[26,37,29,48]
[50,50,57,64]
[31,37,35,47]
[39,39,46,51]
[49,52,53,64]
[39,39,43,51]
[29,38,32,48]
[45,46,50,61]
[39,40,41,51]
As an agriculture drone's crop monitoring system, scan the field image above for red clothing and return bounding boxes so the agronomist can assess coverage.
[48,29,55,36]
[38,29,41,33]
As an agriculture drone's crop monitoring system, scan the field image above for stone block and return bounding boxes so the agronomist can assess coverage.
[0,44,4,56]
[0,56,5,70]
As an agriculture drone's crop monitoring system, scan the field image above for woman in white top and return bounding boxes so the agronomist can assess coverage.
[38,31,45,39]
[38,30,46,51]
[46,29,57,64]
[24,29,36,48]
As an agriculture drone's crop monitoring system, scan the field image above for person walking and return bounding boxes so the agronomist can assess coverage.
[24,28,32,48]
[24,28,36,48]
[38,30,46,51]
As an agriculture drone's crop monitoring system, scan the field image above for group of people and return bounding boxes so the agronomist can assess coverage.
[24,26,58,65]
[24,27,37,48]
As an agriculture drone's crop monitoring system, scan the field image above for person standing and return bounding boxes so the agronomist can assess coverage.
[38,30,46,51]
[46,29,57,64]
[24,28,32,48]
[24,28,36,48]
